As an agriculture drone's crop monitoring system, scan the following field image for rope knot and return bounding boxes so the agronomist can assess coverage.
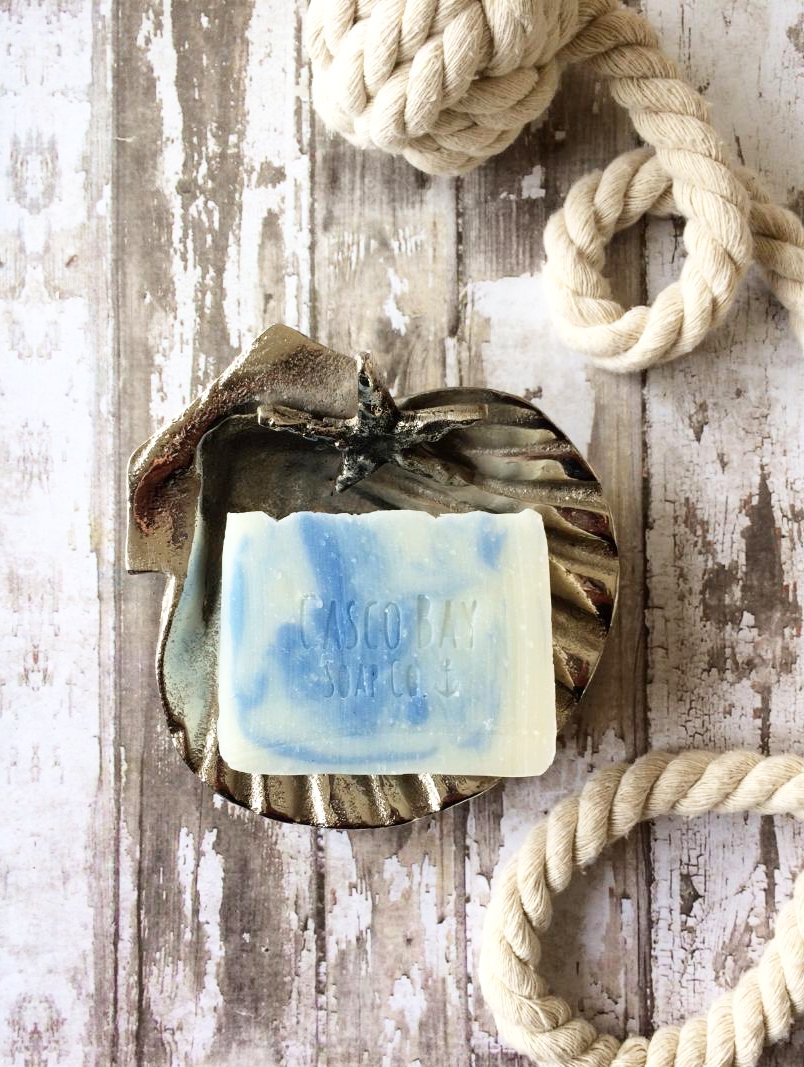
[306,0,584,174]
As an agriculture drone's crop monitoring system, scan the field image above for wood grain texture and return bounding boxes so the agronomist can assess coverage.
[458,65,651,1062]
[309,97,470,1067]
[1,0,117,1061]
[1,0,802,1064]
[115,3,318,1064]
[641,4,804,1063]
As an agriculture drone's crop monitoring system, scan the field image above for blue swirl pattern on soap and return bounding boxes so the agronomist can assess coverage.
[219,511,510,770]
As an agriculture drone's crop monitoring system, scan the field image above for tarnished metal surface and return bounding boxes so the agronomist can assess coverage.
[259,351,487,491]
[127,324,620,828]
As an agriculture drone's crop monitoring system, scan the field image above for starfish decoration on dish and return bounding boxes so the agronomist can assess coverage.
[258,353,486,492]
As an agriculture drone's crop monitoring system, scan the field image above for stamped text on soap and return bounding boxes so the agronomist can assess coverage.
[298,594,478,701]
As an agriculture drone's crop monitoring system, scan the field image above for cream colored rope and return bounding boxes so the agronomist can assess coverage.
[305,0,804,369]
[479,751,804,1066]
[543,147,804,371]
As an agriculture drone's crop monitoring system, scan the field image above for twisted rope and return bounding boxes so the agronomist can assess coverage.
[305,0,804,369]
[479,750,804,1066]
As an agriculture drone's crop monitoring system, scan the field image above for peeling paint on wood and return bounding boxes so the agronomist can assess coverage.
[2,0,803,1063]
[643,3,804,1060]
[1,0,116,1061]
[115,2,318,1064]
[457,62,652,1062]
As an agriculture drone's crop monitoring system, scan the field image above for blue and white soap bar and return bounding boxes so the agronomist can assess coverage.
[217,510,555,777]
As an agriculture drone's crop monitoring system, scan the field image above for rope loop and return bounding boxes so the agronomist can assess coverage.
[305,0,804,368]
[479,751,804,1066]
[543,149,804,370]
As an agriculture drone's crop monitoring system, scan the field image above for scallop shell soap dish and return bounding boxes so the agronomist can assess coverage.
[127,325,619,828]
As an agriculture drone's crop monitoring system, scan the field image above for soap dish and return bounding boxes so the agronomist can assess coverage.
[127,325,619,828]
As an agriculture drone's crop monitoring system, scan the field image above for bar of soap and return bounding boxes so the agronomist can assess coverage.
[217,510,555,777]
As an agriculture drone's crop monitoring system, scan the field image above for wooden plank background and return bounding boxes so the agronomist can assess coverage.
[2,1,803,1063]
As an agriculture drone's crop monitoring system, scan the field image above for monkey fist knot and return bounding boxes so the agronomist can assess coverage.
[305,0,588,176]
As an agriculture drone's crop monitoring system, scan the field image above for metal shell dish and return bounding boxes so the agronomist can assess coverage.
[127,325,619,829]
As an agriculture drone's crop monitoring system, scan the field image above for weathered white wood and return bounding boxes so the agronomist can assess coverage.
[309,94,472,1067]
[114,2,318,1064]
[0,0,116,1062]
[458,69,651,1061]
[643,2,804,1060]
